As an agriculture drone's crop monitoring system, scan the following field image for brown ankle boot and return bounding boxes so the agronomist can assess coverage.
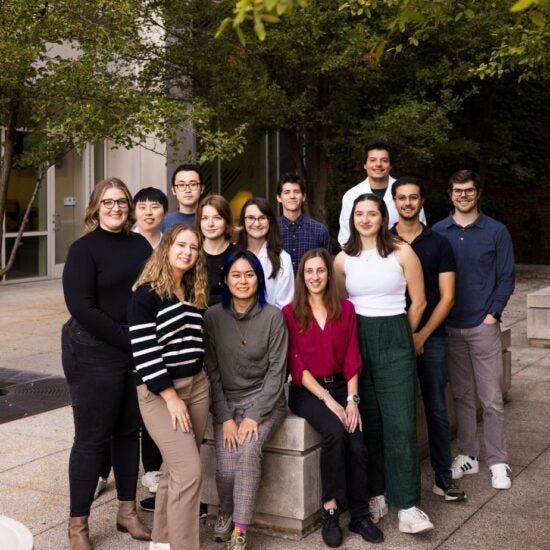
[116,500,151,541]
[68,516,92,550]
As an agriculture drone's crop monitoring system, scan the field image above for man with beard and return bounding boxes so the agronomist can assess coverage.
[433,170,515,490]
[391,176,465,503]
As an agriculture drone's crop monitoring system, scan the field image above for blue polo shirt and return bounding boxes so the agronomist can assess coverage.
[432,212,515,329]
[278,214,332,275]
[391,224,456,337]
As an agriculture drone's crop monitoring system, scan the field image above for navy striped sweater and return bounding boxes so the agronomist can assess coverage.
[128,284,205,394]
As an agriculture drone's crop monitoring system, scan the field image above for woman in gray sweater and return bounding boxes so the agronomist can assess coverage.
[204,249,287,550]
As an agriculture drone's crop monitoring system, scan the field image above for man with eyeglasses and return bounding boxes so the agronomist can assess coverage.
[162,163,204,232]
[433,169,515,491]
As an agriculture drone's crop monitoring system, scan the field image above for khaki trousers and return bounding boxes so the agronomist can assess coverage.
[137,370,210,550]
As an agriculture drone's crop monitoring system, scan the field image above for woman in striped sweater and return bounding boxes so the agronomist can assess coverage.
[128,223,209,550]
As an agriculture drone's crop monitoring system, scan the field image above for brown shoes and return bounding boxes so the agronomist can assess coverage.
[68,516,92,550]
[116,500,152,541]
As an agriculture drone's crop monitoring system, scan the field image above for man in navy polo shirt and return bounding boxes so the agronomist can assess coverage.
[277,172,332,275]
[391,176,465,502]
[433,169,515,490]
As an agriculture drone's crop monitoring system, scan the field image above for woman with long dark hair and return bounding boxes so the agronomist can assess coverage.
[204,249,287,550]
[62,178,151,549]
[334,193,431,535]
[283,248,383,547]
[237,197,294,308]
[128,223,210,550]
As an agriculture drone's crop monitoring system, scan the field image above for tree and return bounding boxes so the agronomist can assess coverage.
[0,0,245,276]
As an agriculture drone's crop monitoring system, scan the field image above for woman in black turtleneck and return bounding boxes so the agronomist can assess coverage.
[61,178,151,549]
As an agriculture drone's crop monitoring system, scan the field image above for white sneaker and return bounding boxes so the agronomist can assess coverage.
[93,476,107,500]
[398,506,434,534]
[142,470,162,493]
[368,495,388,524]
[489,463,512,489]
[451,454,479,479]
[149,542,170,550]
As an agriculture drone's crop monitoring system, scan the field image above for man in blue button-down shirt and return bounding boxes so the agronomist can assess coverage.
[277,173,332,275]
[433,169,515,491]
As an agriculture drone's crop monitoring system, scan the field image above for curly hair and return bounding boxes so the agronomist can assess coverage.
[133,223,208,308]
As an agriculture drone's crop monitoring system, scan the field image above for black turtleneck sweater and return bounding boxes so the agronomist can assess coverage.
[62,226,152,353]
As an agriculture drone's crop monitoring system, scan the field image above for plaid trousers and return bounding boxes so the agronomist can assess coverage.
[214,392,286,524]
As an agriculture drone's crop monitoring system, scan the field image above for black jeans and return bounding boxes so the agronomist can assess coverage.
[289,379,370,519]
[62,318,140,517]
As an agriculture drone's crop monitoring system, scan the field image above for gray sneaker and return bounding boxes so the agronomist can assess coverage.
[212,512,233,542]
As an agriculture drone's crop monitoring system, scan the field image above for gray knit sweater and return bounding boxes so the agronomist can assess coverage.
[204,300,288,423]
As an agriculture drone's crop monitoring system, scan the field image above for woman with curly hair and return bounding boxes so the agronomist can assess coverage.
[128,223,210,550]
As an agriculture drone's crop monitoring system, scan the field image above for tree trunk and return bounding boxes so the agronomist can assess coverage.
[0,167,46,277]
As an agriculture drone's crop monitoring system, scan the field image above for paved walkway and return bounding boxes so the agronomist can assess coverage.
[0,266,549,549]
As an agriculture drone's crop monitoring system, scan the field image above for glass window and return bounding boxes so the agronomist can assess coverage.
[4,236,47,280]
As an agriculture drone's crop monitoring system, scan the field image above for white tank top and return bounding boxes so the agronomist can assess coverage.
[344,249,406,317]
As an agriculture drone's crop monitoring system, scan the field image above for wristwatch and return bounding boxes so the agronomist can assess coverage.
[347,394,361,404]
[490,312,502,321]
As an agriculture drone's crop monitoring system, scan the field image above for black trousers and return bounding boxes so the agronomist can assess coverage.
[62,318,140,517]
[289,379,370,519]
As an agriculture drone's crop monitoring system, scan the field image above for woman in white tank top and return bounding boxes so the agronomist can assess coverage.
[334,193,433,535]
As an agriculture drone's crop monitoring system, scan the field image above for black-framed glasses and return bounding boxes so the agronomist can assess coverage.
[451,188,476,197]
[101,198,129,209]
[244,215,268,224]
[174,182,201,191]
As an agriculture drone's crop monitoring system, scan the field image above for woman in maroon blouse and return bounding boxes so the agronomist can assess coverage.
[282,248,383,548]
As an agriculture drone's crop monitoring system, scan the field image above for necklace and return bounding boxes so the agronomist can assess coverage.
[232,317,250,346]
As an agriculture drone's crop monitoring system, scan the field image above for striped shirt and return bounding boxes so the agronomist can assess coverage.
[128,284,205,394]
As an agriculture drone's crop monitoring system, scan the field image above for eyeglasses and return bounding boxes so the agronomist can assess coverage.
[451,188,476,197]
[244,215,268,224]
[101,198,129,209]
[174,182,201,191]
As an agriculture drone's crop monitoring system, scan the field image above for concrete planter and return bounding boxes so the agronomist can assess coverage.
[0,516,33,550]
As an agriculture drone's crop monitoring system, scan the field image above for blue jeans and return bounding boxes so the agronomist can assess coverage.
[416,335,453,480]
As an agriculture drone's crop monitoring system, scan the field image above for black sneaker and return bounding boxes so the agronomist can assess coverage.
[321,507,342,548]
[433,477,466,501]
[139,495,155,512]
[200,501,208,519]
[349,515,384,544]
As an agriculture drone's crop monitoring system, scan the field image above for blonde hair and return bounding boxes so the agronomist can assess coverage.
[134,223,208,308]
[84,178,135,234]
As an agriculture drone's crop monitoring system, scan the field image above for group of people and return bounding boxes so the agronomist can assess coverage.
[61,137,515,550]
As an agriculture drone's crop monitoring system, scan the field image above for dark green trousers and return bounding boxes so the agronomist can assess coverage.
[357,314,420,509]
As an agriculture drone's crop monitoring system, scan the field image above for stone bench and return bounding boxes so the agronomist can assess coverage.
[201,327,512,539]
[527,287,550,347]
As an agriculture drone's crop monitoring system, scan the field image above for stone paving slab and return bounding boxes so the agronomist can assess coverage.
[1,268,550,549]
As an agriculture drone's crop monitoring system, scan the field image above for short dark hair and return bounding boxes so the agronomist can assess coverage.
[448,169,481,193]
[363,138,393,164]
[221,249,267,309]
[171,163,203,188]
[391,176,426,199]
[133,187,169,212]
[276,173,305,195]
